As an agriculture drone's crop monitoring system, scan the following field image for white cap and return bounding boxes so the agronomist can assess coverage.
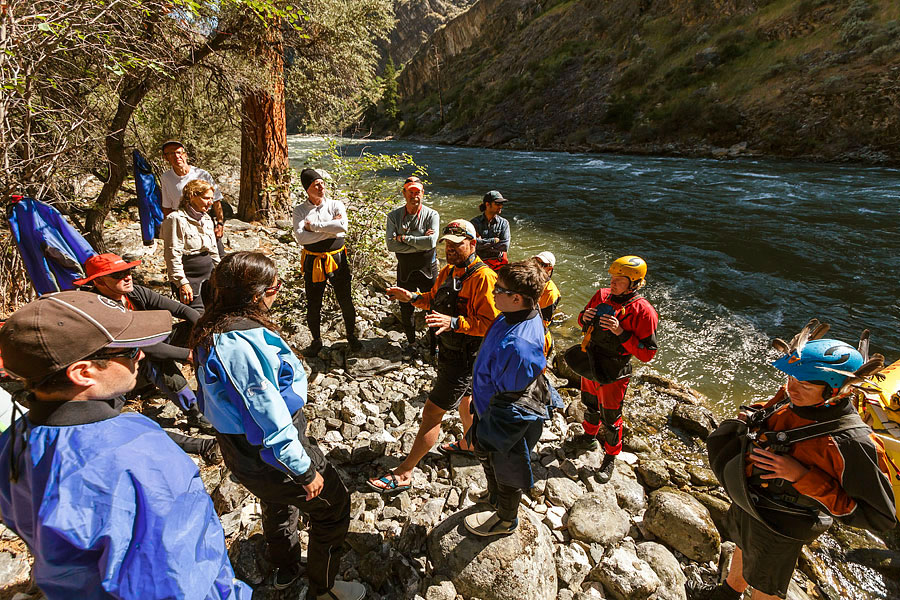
[533,251,556,268]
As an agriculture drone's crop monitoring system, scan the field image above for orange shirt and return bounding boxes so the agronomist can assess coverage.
[413,258,499,337]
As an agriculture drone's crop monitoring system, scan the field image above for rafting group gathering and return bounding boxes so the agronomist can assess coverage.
[0,140,898,600]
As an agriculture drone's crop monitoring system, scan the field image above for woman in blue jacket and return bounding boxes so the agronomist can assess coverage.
[191,252,364,600]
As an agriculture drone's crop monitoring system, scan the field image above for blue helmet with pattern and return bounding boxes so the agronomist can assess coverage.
[772,338,864,390]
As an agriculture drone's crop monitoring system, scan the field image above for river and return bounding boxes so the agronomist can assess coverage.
[288,136,900,414]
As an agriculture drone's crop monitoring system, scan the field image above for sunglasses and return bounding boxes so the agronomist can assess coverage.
[492,284,517,296]
[91,347,141,361]
[266,279,283,294]
[108,269,133,281]
[442,224,474,239]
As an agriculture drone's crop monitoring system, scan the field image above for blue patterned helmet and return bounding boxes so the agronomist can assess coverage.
[772,338,863,390]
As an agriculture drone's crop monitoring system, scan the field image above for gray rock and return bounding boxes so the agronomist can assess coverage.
[0,551,29,585]
[212,472,250,515]
[427,507,556,600]
[670,403,718,440]
[227,235,260,252]
[687,465,719,487]
[609,472,647,515]
[591,543,660,600]
[449,453,486,489]
[568,488,630,547]
[425,580,457,600]
[643,489,721,562]
[635,541,687,600]
[392,398,418,424]
[555,542,592,589]
[546,476,584,509]
[636,459,670,489]
[228,533,271,585]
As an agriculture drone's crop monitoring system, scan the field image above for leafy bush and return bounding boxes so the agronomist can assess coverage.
[290,141,428,290]
[603,93,638,130]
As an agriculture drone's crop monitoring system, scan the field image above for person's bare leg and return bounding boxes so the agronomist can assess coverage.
[457,395,474,450]
[725,548,750,594]
[370,400,446,489]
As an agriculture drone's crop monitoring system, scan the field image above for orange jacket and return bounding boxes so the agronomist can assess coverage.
[745,388,896,531]
[413,258,499,337]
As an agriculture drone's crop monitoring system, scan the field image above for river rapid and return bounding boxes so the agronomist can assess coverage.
[288,136,900,414]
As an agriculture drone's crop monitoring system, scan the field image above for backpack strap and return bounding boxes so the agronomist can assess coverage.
[759,413,870,450]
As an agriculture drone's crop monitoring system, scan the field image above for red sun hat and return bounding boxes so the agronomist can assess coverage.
[72,253,141,286]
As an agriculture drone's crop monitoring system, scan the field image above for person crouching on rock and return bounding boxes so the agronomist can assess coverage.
[564,255,658,484]
[464,260,560,536]
[367,219,499,494]
[191,252,364,600]
[292,168,360,357]
[693,323,896,600]
[74,252,220,464]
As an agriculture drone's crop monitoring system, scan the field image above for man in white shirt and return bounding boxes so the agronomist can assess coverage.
[159,140,225,256]
[292,168,360,356]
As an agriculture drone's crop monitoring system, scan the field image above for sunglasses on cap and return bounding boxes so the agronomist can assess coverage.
[108,269,133,281]
[442,224,474,239]
[90,347,141,361]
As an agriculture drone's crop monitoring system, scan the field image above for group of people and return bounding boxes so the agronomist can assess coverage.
[0,161,895,600]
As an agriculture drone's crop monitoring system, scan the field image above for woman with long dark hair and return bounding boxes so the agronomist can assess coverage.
[191,251,363,600]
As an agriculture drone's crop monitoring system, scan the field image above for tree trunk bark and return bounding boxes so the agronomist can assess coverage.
[84,80,152,250]
[238,26,290,224]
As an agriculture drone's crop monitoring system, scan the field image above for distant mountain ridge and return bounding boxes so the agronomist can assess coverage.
[390,0,900,163]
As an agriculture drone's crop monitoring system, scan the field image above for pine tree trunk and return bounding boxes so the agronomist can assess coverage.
[238,27,290,224]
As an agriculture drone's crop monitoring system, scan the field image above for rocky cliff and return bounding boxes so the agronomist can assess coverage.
[393,0,900,163]
[379,0,479,70]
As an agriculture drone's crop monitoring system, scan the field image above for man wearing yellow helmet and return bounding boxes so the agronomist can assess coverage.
[566,255,658,483]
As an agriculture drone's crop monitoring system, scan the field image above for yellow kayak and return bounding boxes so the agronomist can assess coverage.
[856,359,900,519]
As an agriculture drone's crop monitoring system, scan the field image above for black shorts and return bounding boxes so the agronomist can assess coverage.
[429,339,480,411]
[722,503,824,598]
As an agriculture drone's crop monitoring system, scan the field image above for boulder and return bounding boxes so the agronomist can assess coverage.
[670,403,718,440]
[567,488,630,547]
[643,489,721,562]
[609,472,647,515]
[636,541,687,600]
[555,542,592,590]
[546,476,584,509]
[591,542,660,600]
[449,453,487,489]
[635,458,670,489]
[425,580,458,600]
[427,507,557,600]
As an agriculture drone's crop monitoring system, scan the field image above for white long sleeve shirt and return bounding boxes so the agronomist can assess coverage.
[292,197,348,248]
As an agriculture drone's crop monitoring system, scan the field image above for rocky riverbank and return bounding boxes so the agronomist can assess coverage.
[1,216,898,600]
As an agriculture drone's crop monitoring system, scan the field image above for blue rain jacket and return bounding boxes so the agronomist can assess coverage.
[133,150,165,246]
[471,310,554,489]
[7,196,97,295]
[0,409,252,600]
[196,323,314,484]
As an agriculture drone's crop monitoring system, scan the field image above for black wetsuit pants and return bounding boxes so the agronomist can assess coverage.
[398,265,437,343]
[303,250,356,342]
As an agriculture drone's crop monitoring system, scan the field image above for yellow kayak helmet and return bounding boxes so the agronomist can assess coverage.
[609,255,647,289]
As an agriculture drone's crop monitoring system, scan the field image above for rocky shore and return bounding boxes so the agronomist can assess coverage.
[1,215,898,600]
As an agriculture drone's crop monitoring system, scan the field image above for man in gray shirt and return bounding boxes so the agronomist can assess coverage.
[385,178,439,345]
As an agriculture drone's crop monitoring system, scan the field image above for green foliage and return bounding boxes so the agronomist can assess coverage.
[284,0,394,132]
[290,141,428,287]
[381,58,400,123]
[603,93,638,130]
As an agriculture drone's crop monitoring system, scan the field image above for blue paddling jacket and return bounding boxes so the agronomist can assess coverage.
[7,196,97,295]
[471,309,560,489]
[0,397,252,600]
[133,150,165,246]
[195,321,318,484]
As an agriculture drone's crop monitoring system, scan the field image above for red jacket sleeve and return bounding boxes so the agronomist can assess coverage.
[619,300,658,363]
